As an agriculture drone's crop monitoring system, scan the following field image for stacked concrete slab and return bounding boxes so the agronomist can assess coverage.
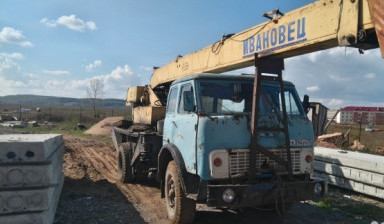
[314,146,384,199]
[0,134,64,224]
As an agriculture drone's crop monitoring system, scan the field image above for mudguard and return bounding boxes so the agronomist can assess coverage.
[157,143,188,197]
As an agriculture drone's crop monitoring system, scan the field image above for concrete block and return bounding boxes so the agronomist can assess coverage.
[0,167,63,214]
[314,147,384,174]
[0,173,64,224]
[0,145,63,188]
[314,160,384,188]
[314,171,384,199]
[0,188,49,214]
[0,134,63,162]
[0,134,64,224]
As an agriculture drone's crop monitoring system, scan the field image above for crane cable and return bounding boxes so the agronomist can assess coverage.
[211,20,272,55]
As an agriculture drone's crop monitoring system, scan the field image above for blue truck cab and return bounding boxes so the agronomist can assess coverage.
[112,73,326,224]
[159,73,325,215]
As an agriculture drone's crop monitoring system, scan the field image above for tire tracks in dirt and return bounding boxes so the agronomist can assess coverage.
[63,135,168,223]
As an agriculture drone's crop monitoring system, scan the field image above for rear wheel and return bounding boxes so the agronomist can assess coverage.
[117,143,134,183]
[164,161,196,224]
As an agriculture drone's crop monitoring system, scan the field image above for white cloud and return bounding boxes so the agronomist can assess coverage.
[41,15,97,32]
[40,18,57,28]
[45,80,67,89]
[364,72,376,79]
[0,76,26,89]
[0,52,23,72]
[139,66,153,72]
[95,65,144,92]
[285,48,384,108]
[0,27,33,47]
[305,51,322,63]
[23,73,38,79]
[306,85,320,92]
[328,73,351,82]
[85,60,102,72]
[43,70,70,76]
[327,98,344,107]
[0,52,23,59]
[0,63,148,98]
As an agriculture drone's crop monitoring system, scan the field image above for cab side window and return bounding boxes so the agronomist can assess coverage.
[178,84,194,114]
[167,88,178,114]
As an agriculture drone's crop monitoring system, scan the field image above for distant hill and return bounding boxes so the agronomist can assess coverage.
[0,95,125,108]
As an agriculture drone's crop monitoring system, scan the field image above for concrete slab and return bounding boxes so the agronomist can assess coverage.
[315,171,384,199]
[0,164,64,215]
[0,134,64,223]
[0,134,63,162]
[0,173,64,224]
[0,145,63,187]
[314,160,384,188]
[0,188,49,214]
[314,147,384,174]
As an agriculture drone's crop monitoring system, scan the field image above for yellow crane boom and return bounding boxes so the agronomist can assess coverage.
[127,0,383,125]
[150,0,383,89]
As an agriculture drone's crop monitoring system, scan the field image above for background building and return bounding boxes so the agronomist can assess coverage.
[336,106,384,125]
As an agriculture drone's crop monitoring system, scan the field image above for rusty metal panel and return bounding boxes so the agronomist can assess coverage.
[126,86,145,105]
[368,0,384,57]
[338,0,359,46]
[133,106,165,125]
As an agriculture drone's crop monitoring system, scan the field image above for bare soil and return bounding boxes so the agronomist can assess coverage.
[84,116,124,136]
[53,135,384,224]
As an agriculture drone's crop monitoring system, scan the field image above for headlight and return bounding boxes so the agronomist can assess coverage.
[222,188,236,203]
[314,182,323,196]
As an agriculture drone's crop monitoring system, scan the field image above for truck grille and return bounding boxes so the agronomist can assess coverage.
[229,149,301,177]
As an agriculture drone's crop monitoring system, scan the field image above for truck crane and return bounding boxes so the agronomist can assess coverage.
[112,0,383,223]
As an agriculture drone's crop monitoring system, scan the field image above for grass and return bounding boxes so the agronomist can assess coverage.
[326,123,384,154]
[1,105,131,143]
[314,195,384,223]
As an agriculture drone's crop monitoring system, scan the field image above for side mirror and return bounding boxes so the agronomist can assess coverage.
[183,91,195,112]
[302,94,310,114]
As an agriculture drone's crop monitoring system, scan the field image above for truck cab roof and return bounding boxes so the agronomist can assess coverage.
[171,73,295,86]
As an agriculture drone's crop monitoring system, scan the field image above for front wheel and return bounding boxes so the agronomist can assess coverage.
[164,161,196,224]
[117,143,134,183]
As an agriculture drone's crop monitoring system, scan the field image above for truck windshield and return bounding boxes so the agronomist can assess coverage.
[198,80,305,116]
[260,84,305,116]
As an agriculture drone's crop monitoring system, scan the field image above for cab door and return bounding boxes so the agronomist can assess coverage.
[163,82,198,174]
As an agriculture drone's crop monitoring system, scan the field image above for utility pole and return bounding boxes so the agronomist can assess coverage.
[19,105,22,121]
[358,113,362,142]
[79,104,82,123]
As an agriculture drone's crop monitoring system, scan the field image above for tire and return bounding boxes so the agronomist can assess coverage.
[117,143,134,183]
[164,161,196,224]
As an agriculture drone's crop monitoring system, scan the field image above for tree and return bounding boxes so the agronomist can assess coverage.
[86,78,104,118]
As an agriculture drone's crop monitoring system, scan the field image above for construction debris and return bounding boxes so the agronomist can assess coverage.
[316,132,347,148]
[350,140,366,151]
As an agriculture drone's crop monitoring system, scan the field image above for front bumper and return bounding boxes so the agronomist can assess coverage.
[206,179,327,208]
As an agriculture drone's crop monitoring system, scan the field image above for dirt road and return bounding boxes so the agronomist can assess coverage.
[54,135,381,224]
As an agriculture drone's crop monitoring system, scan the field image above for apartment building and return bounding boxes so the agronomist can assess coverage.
[336,106,384,124]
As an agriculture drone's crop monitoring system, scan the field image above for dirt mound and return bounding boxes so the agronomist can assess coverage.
[84,116,123,136]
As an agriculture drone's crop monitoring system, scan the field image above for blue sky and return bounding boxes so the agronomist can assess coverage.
[1,0,383,108]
